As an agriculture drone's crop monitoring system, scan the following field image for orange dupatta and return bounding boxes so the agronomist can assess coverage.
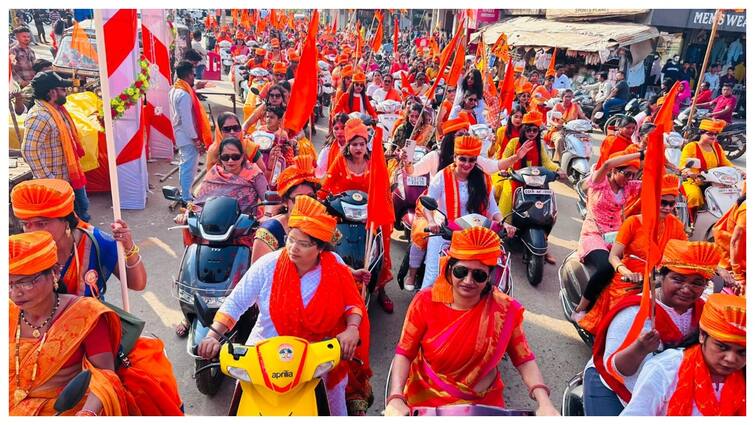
[667,344,746,416]
[442,165,492,221]
[38,100,87,189]
[268,249,371,389]
[173,79,213,149]
[9,298,128,416]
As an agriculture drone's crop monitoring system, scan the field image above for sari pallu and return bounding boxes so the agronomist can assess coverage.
[9,298,131,416]
[401,290,531,407]
[195,163,265,215]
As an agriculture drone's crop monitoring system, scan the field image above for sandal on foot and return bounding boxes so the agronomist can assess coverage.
[175,320,190,338]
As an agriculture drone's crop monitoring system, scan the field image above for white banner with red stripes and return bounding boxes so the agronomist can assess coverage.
[103,9,148,209]
[141,9,175,160]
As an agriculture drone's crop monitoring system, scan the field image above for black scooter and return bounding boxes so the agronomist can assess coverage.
[163,187,275,395]
[508,167,559,286]
[323,190,384,306]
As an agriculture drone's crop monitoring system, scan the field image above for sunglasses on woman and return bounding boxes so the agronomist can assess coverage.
[451,265,489,283]
[617,168,636,179]
[220,153,243,162]
[269,92,282,99]
[221,125,242,132]
[524,127,540,133]
[702,131,718,136]
[457,156,477,164]
[660,199,676,208]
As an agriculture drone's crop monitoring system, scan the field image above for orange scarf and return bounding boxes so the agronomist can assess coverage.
[39,100,87,189]
[268,249,371,389]
[694,142,725,171]
[9,298,127,416]
[61,221,100,298]
[667,344,746,416]
[173,79,213,149]
[442,165,492,221]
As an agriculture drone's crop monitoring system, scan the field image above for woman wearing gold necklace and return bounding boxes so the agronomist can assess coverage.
[9,231,131,416]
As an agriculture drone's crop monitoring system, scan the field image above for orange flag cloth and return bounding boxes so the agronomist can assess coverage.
[370,11,384,53]
[71,21,98,63]
[426,17,465,100]
[654,80,682,134]
[393,16,399,59]
[499,58,516,113]
[546,48,557,77]
[445,36,466,88]
[282,10,320,136]
[367,127,395,229]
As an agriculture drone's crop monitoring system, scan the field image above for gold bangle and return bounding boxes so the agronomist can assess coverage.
[615,263,625,272]
[125,255,142,269]
[125,244,140,259]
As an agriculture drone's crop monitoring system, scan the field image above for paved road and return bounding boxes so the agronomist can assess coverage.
[29,40,744,414]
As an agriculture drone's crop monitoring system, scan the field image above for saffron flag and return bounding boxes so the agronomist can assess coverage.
[492,32,509,62]
[331,13,338,33]
[400,71,416,97]
[367,126,395,228]
[393,16,399,59]
[282,10,319,135]
[654,80,682,134]
[425,16,465,99]
[499,58,515,113]
[370,11,384,53]
[546,48,557,77]
[72,21,98,63]
[446,38,465,87]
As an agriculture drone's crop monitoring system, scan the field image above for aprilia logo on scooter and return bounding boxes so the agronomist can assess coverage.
[271,370,294,379]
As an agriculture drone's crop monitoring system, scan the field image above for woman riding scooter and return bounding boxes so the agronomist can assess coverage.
[197,196,371,416]
[385,227,559,416]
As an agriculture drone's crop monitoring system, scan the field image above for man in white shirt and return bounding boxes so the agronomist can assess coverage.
[704,63,721,96]
[169,61,201,204]
[553,66,572,90]
[190,30,208,79]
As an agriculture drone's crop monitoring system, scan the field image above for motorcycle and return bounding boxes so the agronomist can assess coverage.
[318,61,334,115]
[594,97,645,134]
[675,106,746,161]
[392,145,430,237]
[323,190,384,305]
[686,162,743,242]
[508,167,559,286]
[162,189,270,395]
[573,89,595,118]
[557,119,593,185]
[191,294,343,415]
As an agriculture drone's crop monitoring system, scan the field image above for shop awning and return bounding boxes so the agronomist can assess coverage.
[471,17,659,53]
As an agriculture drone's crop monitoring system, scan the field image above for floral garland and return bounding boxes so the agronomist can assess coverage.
[100,56,151,121]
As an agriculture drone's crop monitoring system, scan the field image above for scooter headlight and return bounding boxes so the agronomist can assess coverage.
[342,203,367,222]
[227,366,252,383]
[313,361,335,378]
[252,134,274,150]
[664,132,684,148]
[522,174,546,187]
[714,172,738,186]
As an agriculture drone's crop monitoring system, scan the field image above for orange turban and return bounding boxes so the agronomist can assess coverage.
[454,135,483,157]
[288,196,337,243]
[272,62,287,74]
[522,110,544,126]
[345,118,369,143]
[289,51,300,62]
[441,117,470,136]
[700,293,746,346]
[9,231,58,276]
[235,31,245,40]
[514,64,525,73]
[661,239,722,279]
[661,173,680,197]
[12,178,75,220]
[449,227,501,266]
[255,47,266,56]
[340,64,354,78]
[352,71,366,84]
[277,155,319,197]
[517,82,533,94]
[609,145,641,170]
[699,118,726,133]
[337,54,348,65]
[270,38,280,48]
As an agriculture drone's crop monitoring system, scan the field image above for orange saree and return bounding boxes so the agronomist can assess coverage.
[396,289,534,407]
[9,298,131,416]
[580,213,688,334]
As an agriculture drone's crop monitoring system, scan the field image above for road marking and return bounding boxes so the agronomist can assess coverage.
[550,181,578,200]
[142,291,184,327]
[570,216,584,225]
[548,235,579,251]
[524,311,584,342]
[141,236,178,258]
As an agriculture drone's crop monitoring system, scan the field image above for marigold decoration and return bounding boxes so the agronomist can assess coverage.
[100,56,151,121]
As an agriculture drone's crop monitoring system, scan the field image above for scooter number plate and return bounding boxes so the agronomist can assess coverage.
[719,187,740,194]
[407,176,427,186]
[523,189,552,195]
[676,202,687,208]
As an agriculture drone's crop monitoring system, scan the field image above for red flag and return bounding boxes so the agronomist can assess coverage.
[426,17,465,99]
[231,9,239,26]
[269,9,277,29]
[400,71,416,97]
[367,126,395,228]
[370,11,384,53]
[393,16,399,59]
[546,48,558,77]
[499,58,515,112]
[445,38,465,87]
[282,10,319,135]
[72,21,98,63]
[331,14,338,33]
[654,80,682,134]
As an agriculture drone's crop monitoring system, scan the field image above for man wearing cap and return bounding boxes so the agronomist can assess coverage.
[197,196,371,416]
[22,71,91,222]
[621,293,745,416]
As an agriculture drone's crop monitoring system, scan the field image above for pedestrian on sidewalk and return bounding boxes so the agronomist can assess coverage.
[10,27,37,88]
[32,10,48,44]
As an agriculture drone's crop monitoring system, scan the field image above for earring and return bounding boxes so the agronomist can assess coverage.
[53,280,59,291]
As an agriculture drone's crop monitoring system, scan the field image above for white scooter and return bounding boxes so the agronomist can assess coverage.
[218,40,233,75]
[557,119,593,185]
[686,160,743,241]
[375,100,402,145]
[470,124,495,159]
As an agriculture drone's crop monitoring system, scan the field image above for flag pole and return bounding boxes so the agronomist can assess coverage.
[93,9,130,312]
[685,9,723,135]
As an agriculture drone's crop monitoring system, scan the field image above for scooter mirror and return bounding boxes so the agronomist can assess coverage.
[263,191,282,204]
[250,87,260,96]
[162,186,181,201]
[53,370,91,415]
[685,158,701,169]
[419,196,438,211]
[193,293,214,328]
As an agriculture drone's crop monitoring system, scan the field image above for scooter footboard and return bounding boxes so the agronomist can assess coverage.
[521,228,548,256]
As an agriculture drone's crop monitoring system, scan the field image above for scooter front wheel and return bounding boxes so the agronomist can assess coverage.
[527,254,544,286]
[195,358,224,396]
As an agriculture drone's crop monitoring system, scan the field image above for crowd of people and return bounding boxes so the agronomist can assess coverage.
[8,8,746,417]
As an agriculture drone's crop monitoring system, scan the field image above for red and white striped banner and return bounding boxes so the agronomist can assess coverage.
[141,9,175,160]
[103,9,148,209]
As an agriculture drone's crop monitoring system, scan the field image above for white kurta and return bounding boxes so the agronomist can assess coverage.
[217,249,352,415]
[620,349,727,416]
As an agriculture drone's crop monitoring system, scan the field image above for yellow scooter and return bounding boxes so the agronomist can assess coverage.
[193,294,341,416]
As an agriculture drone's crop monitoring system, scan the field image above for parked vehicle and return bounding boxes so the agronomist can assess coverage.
[675,107,746,160]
